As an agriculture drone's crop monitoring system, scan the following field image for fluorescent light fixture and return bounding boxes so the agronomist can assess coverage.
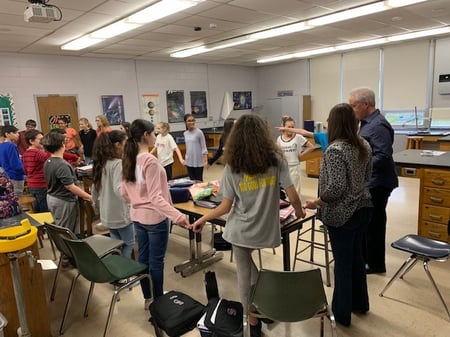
[128,0,203,24]
[308,2,387,26]
[171,46,210,58]
[294,47,336,58]
[249,22,311,40]
[257,25,450,64]
[61,36,105,50]
[336,38,387,50]
[257,54,296,64]
[210,38,256,50]
[61,0,204,51]
[387,27,450,41]
[386,0,426,8]
[91,20,141,39]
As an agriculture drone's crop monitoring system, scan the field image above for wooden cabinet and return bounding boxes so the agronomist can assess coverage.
[418,168,450,242]
[205,133,223,164]
[306,157,321,177]
[440,142,450,151]
[172,143,188,178]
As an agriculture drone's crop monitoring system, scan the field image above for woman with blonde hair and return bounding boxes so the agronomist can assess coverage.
[95,115,112,136]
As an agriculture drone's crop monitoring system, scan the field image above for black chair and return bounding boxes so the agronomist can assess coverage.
[379,234,450,321]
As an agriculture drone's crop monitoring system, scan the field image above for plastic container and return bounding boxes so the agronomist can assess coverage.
[0,312,7,337]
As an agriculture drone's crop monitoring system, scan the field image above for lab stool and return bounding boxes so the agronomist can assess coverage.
[18,195,36,213]
[379,234,450,321]
[293,220,333,286]
[406,136,424,150]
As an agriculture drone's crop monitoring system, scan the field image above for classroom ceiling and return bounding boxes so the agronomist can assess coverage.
[1,0,450,66]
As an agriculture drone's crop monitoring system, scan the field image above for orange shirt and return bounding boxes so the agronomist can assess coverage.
[96,126,112,136]
[64,127,78,150]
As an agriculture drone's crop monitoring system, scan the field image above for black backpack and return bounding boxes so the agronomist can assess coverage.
[149,290,205,337]
[203,271,243,337]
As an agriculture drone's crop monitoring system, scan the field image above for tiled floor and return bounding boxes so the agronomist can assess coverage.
[37,164,450,337]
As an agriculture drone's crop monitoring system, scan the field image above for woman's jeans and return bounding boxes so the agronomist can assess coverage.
[134,219,169,299]
[109,223,135,259]
[327,207,372,326]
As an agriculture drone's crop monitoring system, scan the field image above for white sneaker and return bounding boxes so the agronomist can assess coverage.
[144,298,152,311]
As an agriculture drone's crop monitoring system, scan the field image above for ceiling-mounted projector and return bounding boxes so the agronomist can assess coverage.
[24,1,62,23]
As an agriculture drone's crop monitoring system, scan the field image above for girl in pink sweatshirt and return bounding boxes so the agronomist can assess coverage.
[121,119,189,307]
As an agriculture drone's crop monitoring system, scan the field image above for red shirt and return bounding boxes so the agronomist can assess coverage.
[22,148,48,188]
[22,149,81,188]
[17,130,28,155]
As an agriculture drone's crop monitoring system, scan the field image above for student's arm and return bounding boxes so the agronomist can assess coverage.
[174,146,184,165]
[276,127,314,138]
[191,198,233,232]
[285,185,306,219]
[65,183,92,201]
[298,140,315,160]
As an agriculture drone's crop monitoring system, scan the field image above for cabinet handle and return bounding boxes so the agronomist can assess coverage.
[431,179,445,186]
[429,214,442,221]
[429,196,444,204]
[427,231,441,238]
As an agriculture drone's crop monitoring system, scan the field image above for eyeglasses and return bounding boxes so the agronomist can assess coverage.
[95,119,100,122]
[186,119,195,122]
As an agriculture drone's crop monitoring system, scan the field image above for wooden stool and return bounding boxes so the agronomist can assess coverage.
[406,136,424,149]
[18,195,36,213]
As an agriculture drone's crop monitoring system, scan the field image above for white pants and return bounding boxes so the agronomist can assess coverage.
[288,164,301,196]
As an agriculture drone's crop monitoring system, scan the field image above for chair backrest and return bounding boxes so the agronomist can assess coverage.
[61,236,116,283]
[249,268,328,322]
[44,222,78,259]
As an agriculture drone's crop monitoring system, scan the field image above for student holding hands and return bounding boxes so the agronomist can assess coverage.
[191,114,306,337]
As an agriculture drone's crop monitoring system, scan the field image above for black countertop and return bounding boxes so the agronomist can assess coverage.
[394,149,450,169]
[439,135,450,142]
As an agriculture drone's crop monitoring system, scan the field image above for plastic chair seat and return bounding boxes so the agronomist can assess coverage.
[380,234,450,321]
[391,234,450,259]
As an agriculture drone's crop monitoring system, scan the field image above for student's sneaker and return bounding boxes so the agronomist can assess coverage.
[144,298,152,311]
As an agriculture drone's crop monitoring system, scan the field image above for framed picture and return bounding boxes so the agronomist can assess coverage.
[142,94,160,125]
[101,95,125,126]
[0,94,17,126]
[166,90,185,123]
[232,91,252,110]
[190,91,207,118]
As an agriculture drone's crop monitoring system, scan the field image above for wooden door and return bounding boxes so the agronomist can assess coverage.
[36,95,79,133]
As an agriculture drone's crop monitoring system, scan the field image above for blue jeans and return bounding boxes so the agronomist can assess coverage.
[109,223,135,259]
[27,187,49,213]
[134,219,169,299]
[327,207,372,326]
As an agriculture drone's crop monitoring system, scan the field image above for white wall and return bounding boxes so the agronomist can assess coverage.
[0,54,258,131]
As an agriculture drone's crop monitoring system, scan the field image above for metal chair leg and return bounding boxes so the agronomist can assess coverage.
[50,255,63,301]
[59,272,81,335]
[84,282,95,317]
[323,226,331,287]
[423,261,450,321]
[379,256,416,297]
[399,258,418,279]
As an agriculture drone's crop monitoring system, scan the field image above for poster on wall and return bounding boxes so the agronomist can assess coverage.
[190,91,207,118]
[0,94,17,127]
[232,91,252,110]
[101,95,125,126]
[166,90,185,123]
[48,114,75,130]
[142,94,160,125]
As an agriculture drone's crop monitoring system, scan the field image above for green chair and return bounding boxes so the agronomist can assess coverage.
[44,222,124,302]
[248,268,337,337]
[60,236,151,337]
